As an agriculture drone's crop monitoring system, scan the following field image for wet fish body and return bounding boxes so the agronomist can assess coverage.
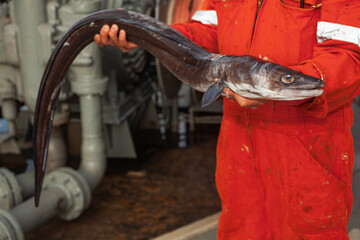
[33,9,324,206]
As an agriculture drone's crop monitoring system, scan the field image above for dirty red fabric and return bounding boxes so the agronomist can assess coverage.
[172,0,360,239]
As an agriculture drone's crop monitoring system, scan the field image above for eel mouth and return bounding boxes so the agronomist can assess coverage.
[276,89,324,100]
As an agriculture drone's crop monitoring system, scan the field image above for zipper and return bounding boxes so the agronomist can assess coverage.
[248,0,265,54]
[247,1,264,175]
[257,0,264,14]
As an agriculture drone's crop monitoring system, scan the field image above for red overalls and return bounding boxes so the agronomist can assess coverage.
[173,0,360,239]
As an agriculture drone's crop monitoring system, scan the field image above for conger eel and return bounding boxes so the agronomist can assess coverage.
[33,9,324,206]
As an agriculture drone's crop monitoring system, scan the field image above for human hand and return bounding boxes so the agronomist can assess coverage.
[224,88,267,109]
[94,24,139,52]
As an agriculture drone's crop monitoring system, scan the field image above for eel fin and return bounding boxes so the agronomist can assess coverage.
[201,80,225,108]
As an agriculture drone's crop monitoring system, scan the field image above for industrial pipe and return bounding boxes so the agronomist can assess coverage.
[0,0,69,209]
[0,0,107,237]
[13,0,46,112]
[0,127,68,209]
[11,186,67,234]
[69,42,108,191]
[77,93,107,191]
[0,167,91,239]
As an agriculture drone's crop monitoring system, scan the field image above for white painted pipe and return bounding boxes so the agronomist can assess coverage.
[78,94,107,191]
[13,0,46,112]
[11,186,66,234]
[15,172,35,200]
[69,44,107,191]
[0,1,106,237]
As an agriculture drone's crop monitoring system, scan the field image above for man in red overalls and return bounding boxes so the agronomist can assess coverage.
[95,0,360,239]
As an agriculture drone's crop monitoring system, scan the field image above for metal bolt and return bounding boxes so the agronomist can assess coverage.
[75,207,82,213]
[64,178,70,184]
[0,232,8,240]
[74,190,81,197]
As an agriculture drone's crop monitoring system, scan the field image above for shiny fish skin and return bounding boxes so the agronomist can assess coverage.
[33,9,324,206]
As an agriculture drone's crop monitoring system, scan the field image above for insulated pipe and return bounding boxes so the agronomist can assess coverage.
[13,0,68,169]
[69,44,108,191]
[77,94,107,191]
[13,0,46,112]
[15,172,35,200]
[0,138,66,209]
[10,186,66,234]
[0,167,91,237]
[45,126,67,173]
[0,1,105,237]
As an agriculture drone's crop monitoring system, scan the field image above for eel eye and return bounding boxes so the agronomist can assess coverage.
[281,74,295,84]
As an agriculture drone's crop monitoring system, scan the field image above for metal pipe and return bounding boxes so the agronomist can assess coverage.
[0,127,67,208]
[13,0,69,171]
[0,1,106,237]
[4,166,91,235]
[78,94,107,191]
[11,186,67,234]
[45,127,67,173]
[13,0,46,112]
[1,99,17,137]
[69,44,107,191]
[15,172,35,200]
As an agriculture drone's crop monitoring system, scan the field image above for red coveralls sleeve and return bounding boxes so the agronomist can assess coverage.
[287,0,360,118]
[171,0,218,53]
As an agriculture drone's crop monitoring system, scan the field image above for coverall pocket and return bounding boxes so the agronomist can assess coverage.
[280,0,322,10]
[272,0,321,64]
[285,133,349,235]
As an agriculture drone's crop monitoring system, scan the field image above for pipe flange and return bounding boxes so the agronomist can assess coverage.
[70,76,108,95]
[43,167,91,221]
[0,168,23,210]
[0,209,24,240]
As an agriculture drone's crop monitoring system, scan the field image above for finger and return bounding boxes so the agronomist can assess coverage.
[94,34,104,47]
[100,25,110,45]
[226,89,265,108]
[119,29,135,52]
[127,42,139,49]
[233,95,259,108]
[109,24,118,42]
[234,95,267,108]
[118,29,127,47]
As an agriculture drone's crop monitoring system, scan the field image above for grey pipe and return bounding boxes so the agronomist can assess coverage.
[1,128,67,206]
[0,1,106,237]
[15,172,35,200]
[13,0,46,112]
[69,44,107,191]
[3,167,91,236]
[45,126,67,173]
[7,0,67,205]
[78,94,107,191]
[11,186,67,234]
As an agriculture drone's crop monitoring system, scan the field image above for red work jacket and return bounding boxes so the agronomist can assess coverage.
[173,0,360,120]
[172,1,360,238]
